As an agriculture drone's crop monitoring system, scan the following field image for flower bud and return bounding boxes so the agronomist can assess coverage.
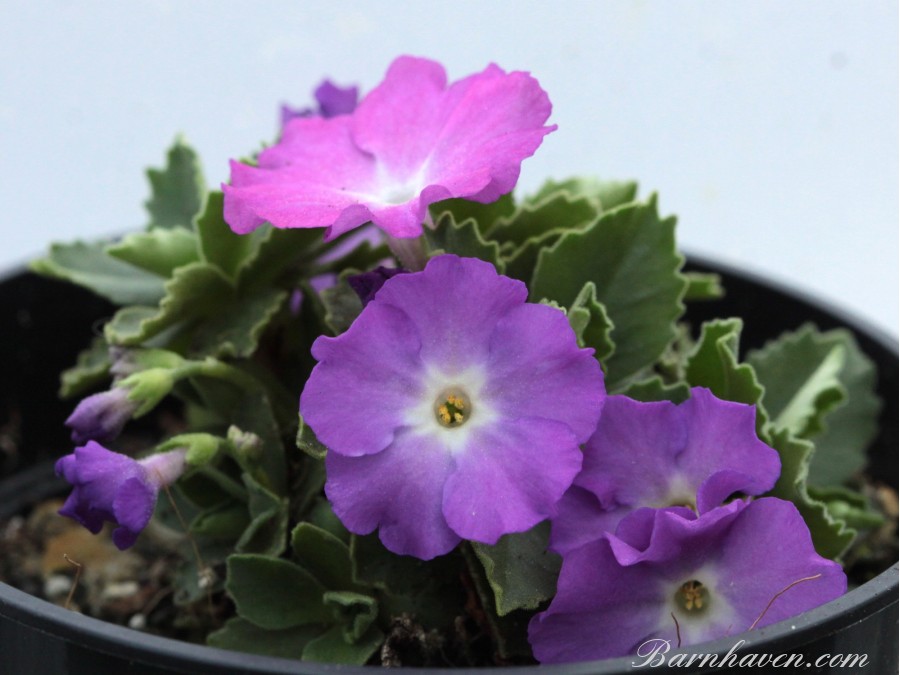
[66,387,138,444]
[56,442,188,549]
[121,368,176,416]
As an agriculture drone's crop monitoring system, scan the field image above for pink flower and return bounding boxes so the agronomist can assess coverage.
[224,56,555,241]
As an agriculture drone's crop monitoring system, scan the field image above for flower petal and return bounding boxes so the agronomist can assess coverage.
[442,418,582,543]
[483,302,605,442]
[374,255,526,370]
[529,537,668,663]
[225,56,555,240]
[679,388,780,511]
[324,430,459,559]
[111,476,157,550]
[301,303,424,457]
[714,498,847,630]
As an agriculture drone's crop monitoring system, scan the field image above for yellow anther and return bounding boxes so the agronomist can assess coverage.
[675,580,708,614]
[433,388,472,429]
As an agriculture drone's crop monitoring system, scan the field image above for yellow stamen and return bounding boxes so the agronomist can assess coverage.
[433,388,471,428]
[675,580,709,613]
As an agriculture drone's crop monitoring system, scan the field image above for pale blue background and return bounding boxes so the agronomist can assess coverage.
[1,1,896,337]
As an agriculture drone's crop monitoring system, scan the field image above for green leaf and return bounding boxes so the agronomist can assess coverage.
[297,414,328,460]
[747,325,847,438]
[106,227,199,277]
[103,261,286,359]
[749,325,881,486]
[621,376,691,403]
[30,241,166,305]
[489,192,598,246]
[684,318,767,425]
[767,429,856,559]
[195,191,258,279]
[424,212,504,271]
[808,485,886,530]
[145,137,206,230]
[188,376,287,495]
[429,193,515,232]
[191,287,287,358]
[320,276,363,335]
[501,230,556,284]
[291,463,328,527]
[237,225,324,290]
[59,336,111,398]
[471,521,560,616]
[349,533,463,629]
[104,262,232,346]
[236,473,289,556]
[304,497,350,544]
[291,522,356,590]
[190,502,251,540]
[531,196,687,386]
[226,554,331,629]
[208,617,322,659]
[683,272,724,301]
[526,178,638,212]
[323,591,378,641]
[561,281,615,363]
[301,624,383,665]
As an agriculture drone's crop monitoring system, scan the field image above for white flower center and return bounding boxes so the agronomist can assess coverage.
[404,365,497,455]
[380,184,417,205]
[657,565,736,645]
[433,388,471,428]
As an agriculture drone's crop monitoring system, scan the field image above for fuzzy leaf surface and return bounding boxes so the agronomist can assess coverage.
[489,192,598,246]
[429,193,515,232]
[235,473,289,557]
[301,625,383,665]
[226,554,331,629]
[30,241,166,306]
[621,376,691,403]
[59,336,111,398]
[767,429,855,559]
[748,325,881,486]
[471,521,560,616]
[526,178,638,212]
[683,272,724,301]
[424,212,503,271]
[207,617,321,659]
[684,318,767,425]
[145,138,206,230]
[531,197,686,386]
[563,281,615,363]
[291,522,356,591]
[106,227,199,277]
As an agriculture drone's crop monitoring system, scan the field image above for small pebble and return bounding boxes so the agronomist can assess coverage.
[2,516,23,539]
[100,580,140,602]
[128,614,147,631]
[44,574,73,599]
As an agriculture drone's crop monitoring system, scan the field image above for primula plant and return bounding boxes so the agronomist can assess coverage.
[33,55,887,666]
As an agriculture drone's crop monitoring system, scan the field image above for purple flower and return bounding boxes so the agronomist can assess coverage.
[65,388,139,445]
[225,56,556,241]
[300,255,604,559]
[347,266,408,307]
[529,498,847,663]
[550,389,780,555]
[56,442,187,550]
[280,79,359,126]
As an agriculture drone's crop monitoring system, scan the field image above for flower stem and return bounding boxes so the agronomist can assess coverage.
[385,234,428,271]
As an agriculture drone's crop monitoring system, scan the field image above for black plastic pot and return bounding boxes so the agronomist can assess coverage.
[1,260,897,674]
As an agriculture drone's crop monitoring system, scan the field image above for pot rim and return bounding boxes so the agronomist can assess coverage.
[1,255,897,673]
[1,496,896,675]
